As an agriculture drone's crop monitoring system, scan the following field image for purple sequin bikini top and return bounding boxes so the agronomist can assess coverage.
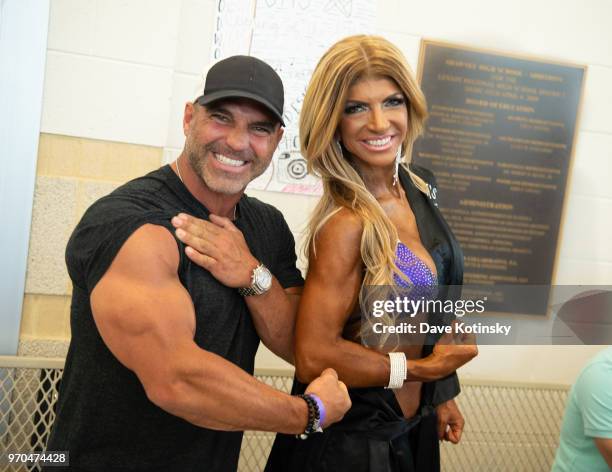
[393,241,437,288]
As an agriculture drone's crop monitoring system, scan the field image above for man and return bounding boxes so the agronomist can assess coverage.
[552,346,612,471]
[44,56,350,471]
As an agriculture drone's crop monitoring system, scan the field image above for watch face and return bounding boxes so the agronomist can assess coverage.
[255,265,273,290]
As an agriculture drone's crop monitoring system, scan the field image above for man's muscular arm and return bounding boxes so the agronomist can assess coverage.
[91,224,347,432]
[242,281,301,365]
[172,213,300,363]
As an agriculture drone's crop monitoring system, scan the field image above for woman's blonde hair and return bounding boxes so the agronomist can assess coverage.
[301,35,429,293]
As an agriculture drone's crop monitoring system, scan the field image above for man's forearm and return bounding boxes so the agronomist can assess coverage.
[243,279,300,363]
[143,343,307,433]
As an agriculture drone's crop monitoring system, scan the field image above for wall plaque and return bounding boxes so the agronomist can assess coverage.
[412,40,586,314]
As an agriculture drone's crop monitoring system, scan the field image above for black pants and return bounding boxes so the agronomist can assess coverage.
[265,384,440,472]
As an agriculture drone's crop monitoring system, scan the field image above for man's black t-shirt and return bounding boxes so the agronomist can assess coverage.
[45,165,304,471]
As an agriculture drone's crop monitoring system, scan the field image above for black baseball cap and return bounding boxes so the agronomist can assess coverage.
[195,55,285,126]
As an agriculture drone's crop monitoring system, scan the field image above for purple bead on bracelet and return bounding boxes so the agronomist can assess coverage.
[308,394,326,428]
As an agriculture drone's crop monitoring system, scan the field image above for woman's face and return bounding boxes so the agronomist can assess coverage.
[338,75,408,175]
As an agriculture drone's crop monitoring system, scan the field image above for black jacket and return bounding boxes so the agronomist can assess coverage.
[402,163,463,406]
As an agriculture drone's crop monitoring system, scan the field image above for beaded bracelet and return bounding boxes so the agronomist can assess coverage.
[296,394,322,439]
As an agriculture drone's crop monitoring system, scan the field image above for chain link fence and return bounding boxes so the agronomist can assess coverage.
[439,380,569,471]
[0,357,569,471]
[0,357,63,472]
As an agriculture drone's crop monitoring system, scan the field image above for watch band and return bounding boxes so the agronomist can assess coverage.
[237,286,259,297]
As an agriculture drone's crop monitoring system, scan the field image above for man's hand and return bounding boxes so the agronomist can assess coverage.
[304,368,351,428]
[172,213,258,287]
[436,398,464,444]
[172,212,301,363]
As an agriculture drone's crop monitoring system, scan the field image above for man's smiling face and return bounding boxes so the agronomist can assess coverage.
[183,98,283,195]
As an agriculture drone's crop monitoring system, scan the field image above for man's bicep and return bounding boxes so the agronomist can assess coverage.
[90,225,196,387]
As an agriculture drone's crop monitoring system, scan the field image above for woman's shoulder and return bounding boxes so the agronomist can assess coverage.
[311,207,363,265]
[318,207,363,242]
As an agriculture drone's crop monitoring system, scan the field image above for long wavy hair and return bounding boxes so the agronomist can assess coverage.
[301,35,429,292]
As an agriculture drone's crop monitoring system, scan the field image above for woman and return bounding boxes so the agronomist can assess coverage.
[265,35,477,471]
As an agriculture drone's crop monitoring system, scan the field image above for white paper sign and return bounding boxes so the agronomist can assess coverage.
[212,0,376,194]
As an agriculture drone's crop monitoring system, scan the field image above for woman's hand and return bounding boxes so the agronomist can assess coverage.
[430,330,478,374]
[436,399,465,443]
[407,329,477,381]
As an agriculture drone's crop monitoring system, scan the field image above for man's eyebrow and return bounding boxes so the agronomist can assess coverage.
[206,105,232,116]
[251,119,277,129]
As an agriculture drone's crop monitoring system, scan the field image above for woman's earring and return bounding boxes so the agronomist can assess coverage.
[335,139,343,156]
[393,146,403,186]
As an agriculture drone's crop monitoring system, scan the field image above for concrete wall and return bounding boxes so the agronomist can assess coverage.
[18,0,612,383]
